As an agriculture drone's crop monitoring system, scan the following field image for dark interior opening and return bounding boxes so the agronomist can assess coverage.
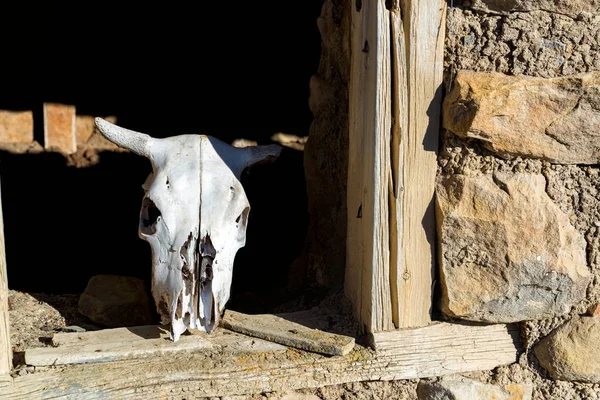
[1,3,323,317]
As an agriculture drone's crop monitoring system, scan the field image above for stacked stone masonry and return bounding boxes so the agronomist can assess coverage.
[301,1,599,396]
[434,0,600,397]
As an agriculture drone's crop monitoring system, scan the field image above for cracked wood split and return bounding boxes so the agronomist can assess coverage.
[346,0,446,333]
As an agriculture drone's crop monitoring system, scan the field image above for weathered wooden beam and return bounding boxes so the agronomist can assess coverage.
[371,321,518,356]
[221,310,355,356]
[0,178,10,375]
[25,326,220,367]
[345,0,446,333]
[26,309,355,366]
[43,103,76,154]
[346,0,394,334]
[391,0,446,328]
[0,322,519,399]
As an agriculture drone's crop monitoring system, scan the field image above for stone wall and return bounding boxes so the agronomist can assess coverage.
[436,1,600,398]
[300,1,599,397]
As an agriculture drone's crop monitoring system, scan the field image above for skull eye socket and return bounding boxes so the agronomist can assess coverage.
[140,197,161,235]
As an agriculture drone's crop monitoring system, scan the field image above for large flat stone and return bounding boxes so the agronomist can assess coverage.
[436,173,590,323]
[534,315,600,383]
[443,71,600,164]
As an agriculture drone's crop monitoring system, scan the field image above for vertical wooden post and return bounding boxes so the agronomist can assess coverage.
[391,0,446,329]
[0,177,11,374]
[346,0,394,333]
[346,0,446,333]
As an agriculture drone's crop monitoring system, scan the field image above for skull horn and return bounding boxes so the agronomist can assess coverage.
[94,118,155,158]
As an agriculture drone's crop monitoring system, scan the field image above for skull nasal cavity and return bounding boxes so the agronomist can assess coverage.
[141,198,161,235]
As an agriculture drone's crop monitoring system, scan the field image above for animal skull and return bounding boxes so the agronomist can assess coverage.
[94,118,281,340]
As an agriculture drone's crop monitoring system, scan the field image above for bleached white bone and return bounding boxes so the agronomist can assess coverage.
[95,118,282,341]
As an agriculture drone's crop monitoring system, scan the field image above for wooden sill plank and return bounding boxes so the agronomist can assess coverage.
[371,322,519,355]
[3,322,520,399]
[221,310,355,356]
[25,333,213,367]
[26,325,286,367]
[52,325,171,347]
[29,306,355,367]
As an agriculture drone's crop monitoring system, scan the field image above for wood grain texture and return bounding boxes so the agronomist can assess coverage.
[221,310,355,356]
[388,6,408,330]
[26,330,213,367]
[1,323,519,399]
[26,325,286,367]
[346,0,446,332]
[0,178,11,375]
[346,0,394,334]
[392,0,446,329]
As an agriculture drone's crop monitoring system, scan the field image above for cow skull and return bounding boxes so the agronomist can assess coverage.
[94,118,281,340]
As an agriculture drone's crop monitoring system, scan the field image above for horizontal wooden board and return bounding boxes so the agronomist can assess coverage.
[221,310,355,356]
[26,325,285,367]
[371,322,520,378]
[52,325,170,347]
[2,322,520,399]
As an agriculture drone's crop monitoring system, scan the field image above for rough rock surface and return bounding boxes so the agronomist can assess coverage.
[445,6,600,78]
[436,173,590,322]
[78,275,154,328]
[469,0,600,19]
[417,375,532,400]
[440,0,600,397]
[466,361,600,400]
[534,316,600,383]
[290,0,350,289]
[444,71,600,164]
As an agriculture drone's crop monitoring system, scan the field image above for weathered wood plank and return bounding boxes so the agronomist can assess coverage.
[52,325,170,347]
[391,0,446,329]
[346,0,446,333]
[0,323,519,399]
[346,0,394,333]
[43,103,76,154]
[26,325,285,366]
[0,111,33,143]
[371,322,518,354]
[25,335,214,367]
[221,310,355,356]
[388,4,408,329]
[0,177,11,375]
